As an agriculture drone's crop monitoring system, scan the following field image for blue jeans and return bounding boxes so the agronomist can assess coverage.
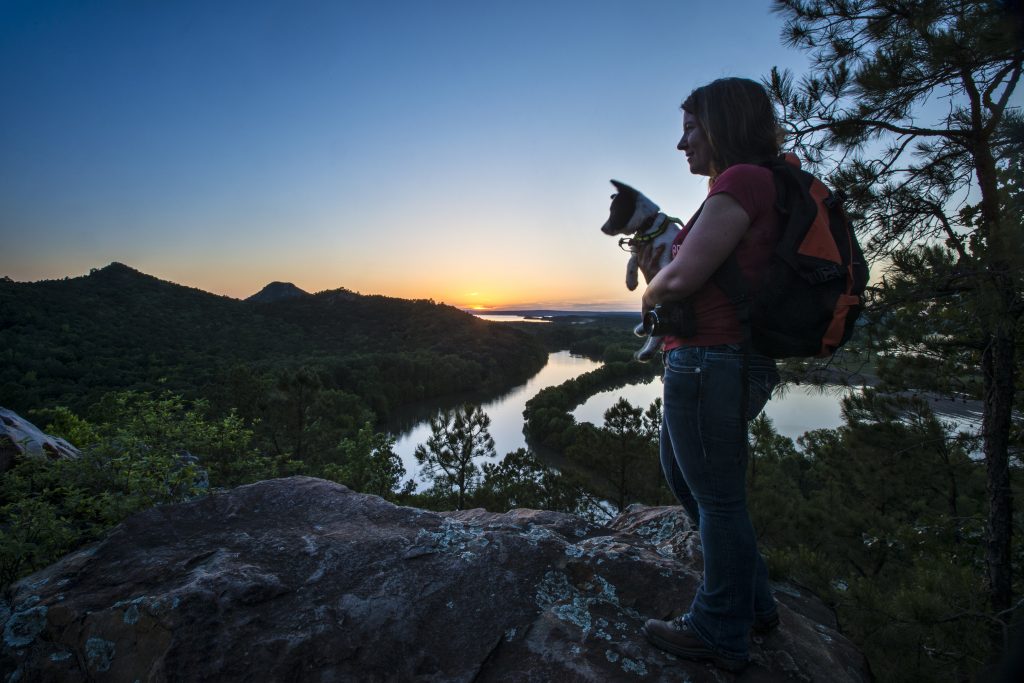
[659,344,779,659]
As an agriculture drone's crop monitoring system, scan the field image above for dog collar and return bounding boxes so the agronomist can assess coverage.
[618,214,682,251]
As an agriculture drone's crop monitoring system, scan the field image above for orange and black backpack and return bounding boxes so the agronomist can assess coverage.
[714,154,870,359]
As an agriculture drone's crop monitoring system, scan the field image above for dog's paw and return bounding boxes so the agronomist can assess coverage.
[634,335,663,362]
[626,262,639,291]
[634,347,656,362]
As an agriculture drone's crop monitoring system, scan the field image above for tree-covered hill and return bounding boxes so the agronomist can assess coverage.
[0,262,547,420]
[245,281,311,303]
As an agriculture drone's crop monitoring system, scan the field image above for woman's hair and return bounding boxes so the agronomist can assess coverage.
[681,77,780,176]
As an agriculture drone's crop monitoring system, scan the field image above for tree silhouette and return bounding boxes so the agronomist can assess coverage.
[324,422,411,500]
[566,397,663,511]
[475,448,588,515]
[414,404,495,509]
[767,0,1023,614]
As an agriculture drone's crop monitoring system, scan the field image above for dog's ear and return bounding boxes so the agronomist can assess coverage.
[602,179,662,235]
[602,180,639,235]
[610,179,639,196]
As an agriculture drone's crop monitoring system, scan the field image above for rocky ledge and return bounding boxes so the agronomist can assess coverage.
[2,476,868,681]
[0,407,80,474]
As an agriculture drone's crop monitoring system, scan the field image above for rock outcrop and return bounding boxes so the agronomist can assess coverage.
[0,407,79,474]
[1,477,869,681]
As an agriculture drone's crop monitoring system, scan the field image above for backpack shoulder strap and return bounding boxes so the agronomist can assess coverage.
[767,158,818,267]
[708,159,790,349]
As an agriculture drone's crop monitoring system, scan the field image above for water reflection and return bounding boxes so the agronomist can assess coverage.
[391,351,601,485]
[571,380,983,445]
[392,350,983,490]
[473,314,551,323]
[763,384,854,439]
[570,380,851,441]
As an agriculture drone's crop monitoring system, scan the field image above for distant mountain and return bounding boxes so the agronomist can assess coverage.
[246,281,311,303]
[0,263,547,418]
[471,310,637,319]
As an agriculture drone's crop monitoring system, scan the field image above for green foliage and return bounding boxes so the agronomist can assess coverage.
[414,404,496,510]
[0,263,548,426]
[3,271,1016,683]
[767,3,1022,673]
[322,422,413,500]
[768,0,1023,623]
[403,398,606,518]
[564,397,669,512]
[0,390,284,589]
[0,497,76,591]
[0,311,639,590]
[37,405,101,452]
[472,448,591,517]
[746,391,1009,682]
[82,390,275,488]
[523,359,661,451]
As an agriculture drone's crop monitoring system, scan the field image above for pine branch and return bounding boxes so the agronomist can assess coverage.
[921,199,970,261]
[797,117,965,139]
[871,134,919,179]
[984,59,1024,135]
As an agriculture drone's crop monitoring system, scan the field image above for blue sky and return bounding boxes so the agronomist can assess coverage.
[0,0,812,309]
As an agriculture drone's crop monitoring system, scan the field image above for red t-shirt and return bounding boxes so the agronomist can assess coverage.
[662,164,780,350]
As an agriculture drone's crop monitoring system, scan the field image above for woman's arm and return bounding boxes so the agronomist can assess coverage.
[641,192,751,312]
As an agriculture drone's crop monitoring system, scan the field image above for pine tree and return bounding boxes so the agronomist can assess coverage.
[414,404,495,509]
[767,0,1023,615]
[475,448,588,514]
[565,398,663,511]
[324,422,411,500]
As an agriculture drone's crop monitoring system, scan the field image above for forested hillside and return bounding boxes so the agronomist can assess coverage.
[0,262,547,421]
[0,267,641,604]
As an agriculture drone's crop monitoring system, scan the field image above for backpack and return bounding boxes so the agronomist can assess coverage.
[637,154,869,360]
[711,154,869,359]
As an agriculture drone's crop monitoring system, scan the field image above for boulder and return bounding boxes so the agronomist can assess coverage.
[0,407,79,474]
[1,477,869,681]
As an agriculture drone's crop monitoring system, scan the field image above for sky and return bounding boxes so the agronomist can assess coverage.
[0,0,814,310]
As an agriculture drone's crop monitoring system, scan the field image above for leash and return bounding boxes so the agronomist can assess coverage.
[618,214,683,252]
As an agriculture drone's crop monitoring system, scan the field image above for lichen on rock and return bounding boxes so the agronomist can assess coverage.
[0,476,870,682]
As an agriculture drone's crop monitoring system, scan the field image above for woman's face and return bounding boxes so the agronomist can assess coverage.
[677,111,712,176]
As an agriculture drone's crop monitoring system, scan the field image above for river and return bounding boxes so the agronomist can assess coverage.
[570,376,852,440]
[391,350,862,487]
[392,351,602,483]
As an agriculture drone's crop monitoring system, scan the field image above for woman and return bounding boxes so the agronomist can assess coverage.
[639,77,782,672]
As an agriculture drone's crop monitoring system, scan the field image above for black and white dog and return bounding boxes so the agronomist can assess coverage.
[600,180,681,361]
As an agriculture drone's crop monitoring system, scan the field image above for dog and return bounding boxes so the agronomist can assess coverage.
[600,179,682,361]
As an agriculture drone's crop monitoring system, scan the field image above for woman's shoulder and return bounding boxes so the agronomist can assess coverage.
[709,163,775,211]
[713,163,772,186]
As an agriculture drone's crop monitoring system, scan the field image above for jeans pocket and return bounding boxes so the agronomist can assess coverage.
[664,347,702,376]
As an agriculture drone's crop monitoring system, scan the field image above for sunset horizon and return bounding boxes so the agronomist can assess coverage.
[2,259,641,312]
[0,1,810,318]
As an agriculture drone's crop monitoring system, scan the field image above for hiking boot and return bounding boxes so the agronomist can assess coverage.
[643,616,748,673]
[753,611,780,635]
